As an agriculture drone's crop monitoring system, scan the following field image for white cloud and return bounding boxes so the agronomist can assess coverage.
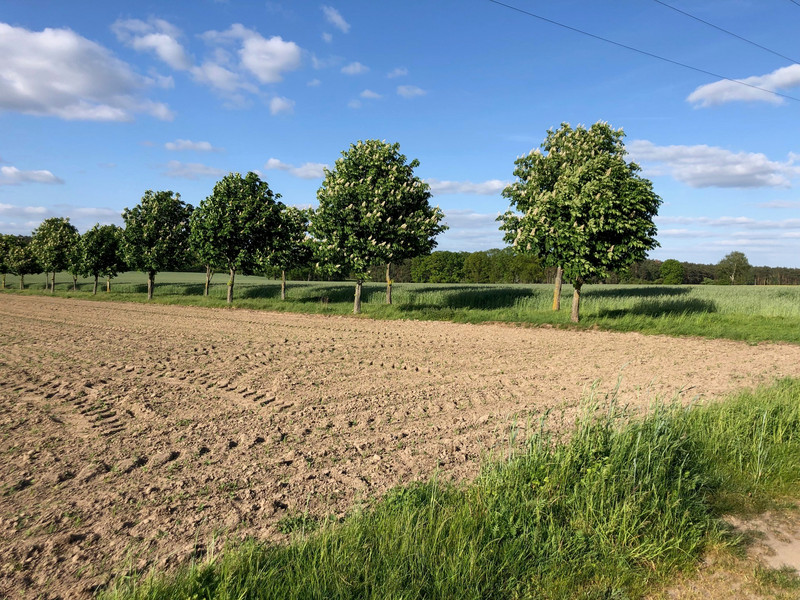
[628,140,800,188]
[437,209,505,250]
[264,158,327,179]
[0,22,172,122]
[0,166,64,185]
[426,178,508,195]
[341,61,368,75]
[0,202,48,216]
[656,215,800,230]
[347,99,362,109]
[240,34,302,83]
[360,89,382,99]
[190,61,247,93]
[688,64,800,107]
[397,85,426,98]
[112,18,192,71]
[321,6,350,33]
[195,24,302,97]
[165,139,222,152]
[758,200,800,209]
[0,203,123,234]
[322,32,333,43]
[387,67,408,78]
[163,160,226,180]
[269,96,295,115]
[307,78,321,87]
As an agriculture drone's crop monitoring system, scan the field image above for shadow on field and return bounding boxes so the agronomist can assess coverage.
[597,298,718,318]
[585,286,690,299]
[399,287,537,311]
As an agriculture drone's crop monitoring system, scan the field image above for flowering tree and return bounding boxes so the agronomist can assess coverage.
[123,190,193,300]
[311,140,446,313]
[499,122,661,322]
[190,172,285,303]
[6,236,40,289]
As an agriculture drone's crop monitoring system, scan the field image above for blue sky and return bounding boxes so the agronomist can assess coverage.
[2,0,799,267]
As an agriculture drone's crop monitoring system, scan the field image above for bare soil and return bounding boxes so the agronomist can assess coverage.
[2,295,800,600]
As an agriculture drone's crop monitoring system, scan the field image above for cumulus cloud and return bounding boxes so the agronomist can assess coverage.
[397,85,426,98]
[387,67,408,78]
[269,96,295,115]
[307,78,321,87]
[347,99,362,109]
[322,6,350,33]
[264,158,327,179]
[0,22,173,122]
[341,61,368,75]
[426,178,508,195]
[112,18,192,70]
[688,64,800,107]
[201,25,301,84]
[322,32,333,43]
[628,140,800,188]
[165,139,222,152]
[163,160,226,179]
[0,166,64,185]
[360,89,381,99]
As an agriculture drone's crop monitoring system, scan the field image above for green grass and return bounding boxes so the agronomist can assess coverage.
[4,271,800,344]
[101,379,800,600]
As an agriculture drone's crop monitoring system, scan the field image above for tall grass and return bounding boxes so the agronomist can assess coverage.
[102,379,800,600]
[4,272,800,343]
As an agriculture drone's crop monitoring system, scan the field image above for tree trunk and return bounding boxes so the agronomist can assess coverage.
[20,274,25,290]
[281,269,286,300]
[204,265,213,296]
[227,267,235,304]
[385,263,392,305]
[93,275,98,295]
[72,275,77,291]
[552,266,563,310]
[147,271,155,300]
[51,271,55,293]
[1,273,5,290]
[106,276,111,293]
[353,279,363,314]
[570,278,583,323]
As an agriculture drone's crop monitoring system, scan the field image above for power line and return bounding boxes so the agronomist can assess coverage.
[788,0,800,8]
[652,0,800,65]
[487,0,800,103]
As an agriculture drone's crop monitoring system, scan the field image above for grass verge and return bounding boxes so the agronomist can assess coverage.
[101,379,800,600]
[4,274,800,344]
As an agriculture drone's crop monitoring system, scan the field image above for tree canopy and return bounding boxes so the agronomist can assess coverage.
[30,217,79,293]
[498,122,661,321]
[6,236,40,289]
[80,224,125,294]
[311,139,446,313]
[190,172,285,303]
[717,251,752,285]
[261,206,313,300]
[123,190,193,300]
[660,259,685,285]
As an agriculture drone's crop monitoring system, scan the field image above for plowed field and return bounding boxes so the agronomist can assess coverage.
[2,295,800,599]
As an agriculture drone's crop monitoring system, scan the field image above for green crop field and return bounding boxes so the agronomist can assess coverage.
[4,271,800,345]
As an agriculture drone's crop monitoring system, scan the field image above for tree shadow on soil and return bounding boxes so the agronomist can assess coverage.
[596,298,718,318]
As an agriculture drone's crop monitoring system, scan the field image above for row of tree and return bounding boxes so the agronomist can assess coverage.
[6,124,792,321]
[0,140,447,314]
